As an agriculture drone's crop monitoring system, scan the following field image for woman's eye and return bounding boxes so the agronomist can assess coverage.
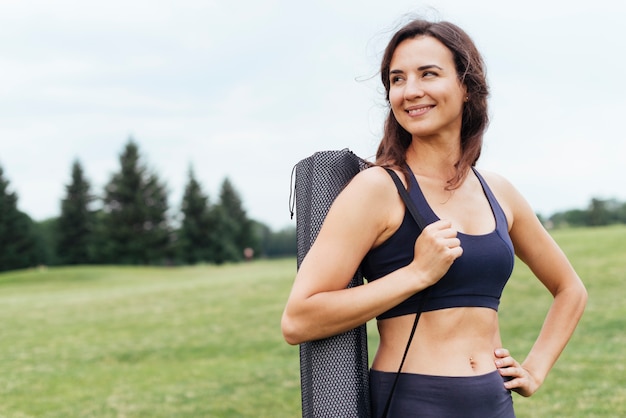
[422,71,439,78]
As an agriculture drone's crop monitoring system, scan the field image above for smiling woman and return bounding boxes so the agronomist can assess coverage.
[282,17,587,418]
[377,20,489,191]
[387,37,467,159]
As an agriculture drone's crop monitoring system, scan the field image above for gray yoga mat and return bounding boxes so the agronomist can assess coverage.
[292,149,371,418]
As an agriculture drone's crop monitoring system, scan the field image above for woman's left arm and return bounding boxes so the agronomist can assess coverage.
[489,174,588,397]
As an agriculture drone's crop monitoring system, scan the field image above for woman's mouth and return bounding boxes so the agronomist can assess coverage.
[406,105,434,117]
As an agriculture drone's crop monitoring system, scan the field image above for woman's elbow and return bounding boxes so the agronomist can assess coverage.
[572,275,588,305]
[281,311,305,346]
[563,279,588,316]
[578,281,589,311]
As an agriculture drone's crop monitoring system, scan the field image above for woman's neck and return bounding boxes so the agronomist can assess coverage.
[405,137,461,181]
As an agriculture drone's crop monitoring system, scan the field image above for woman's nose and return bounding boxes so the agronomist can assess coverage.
[404,78,425,100]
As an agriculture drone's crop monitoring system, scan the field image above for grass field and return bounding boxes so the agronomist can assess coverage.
[1,225,624,417]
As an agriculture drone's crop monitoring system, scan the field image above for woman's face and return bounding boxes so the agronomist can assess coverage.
[388,36,467,141]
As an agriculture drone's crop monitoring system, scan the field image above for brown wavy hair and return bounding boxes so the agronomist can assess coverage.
[375,19,489,189]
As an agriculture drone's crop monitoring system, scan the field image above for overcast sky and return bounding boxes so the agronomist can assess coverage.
[1,0,624,231]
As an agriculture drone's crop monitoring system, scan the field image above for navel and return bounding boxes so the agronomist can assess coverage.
[469,356,477,370]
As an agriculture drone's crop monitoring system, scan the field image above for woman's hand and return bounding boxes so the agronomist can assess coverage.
[408,219,463,287]
[495,348,541,397]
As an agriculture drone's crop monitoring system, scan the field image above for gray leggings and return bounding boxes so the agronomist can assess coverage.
[370,369,515,418]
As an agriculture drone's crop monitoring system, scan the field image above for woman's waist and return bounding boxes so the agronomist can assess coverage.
[372,346,499,376]
[373,308,501,376]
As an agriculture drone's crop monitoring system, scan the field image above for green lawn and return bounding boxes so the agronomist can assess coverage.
[500,225,626,417]
[1,225,624,417]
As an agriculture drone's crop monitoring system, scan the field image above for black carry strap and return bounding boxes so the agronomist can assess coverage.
[381,168,432,418]
[385,168,426,230]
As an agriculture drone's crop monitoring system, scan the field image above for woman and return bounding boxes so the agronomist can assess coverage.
[281,18,587,417]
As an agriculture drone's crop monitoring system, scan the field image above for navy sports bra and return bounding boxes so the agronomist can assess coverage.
[361,167,515,320]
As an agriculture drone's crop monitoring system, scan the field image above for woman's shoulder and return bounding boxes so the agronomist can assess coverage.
[474,168,536,227]
[348,165,400,193]
[474,168,520,199]
[343,165,406,243]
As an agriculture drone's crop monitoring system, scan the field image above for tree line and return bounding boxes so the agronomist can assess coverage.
[0,139,296,273]
[2,139,624,273]
[546,198,626,228]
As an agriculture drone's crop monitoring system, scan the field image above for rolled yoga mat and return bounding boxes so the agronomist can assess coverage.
[291,149,371,418]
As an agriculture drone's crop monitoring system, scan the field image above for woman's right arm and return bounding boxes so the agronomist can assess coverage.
[281,167,462,345]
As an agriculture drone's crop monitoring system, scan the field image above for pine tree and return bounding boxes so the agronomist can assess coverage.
[35,217,60,266]
[56,160,95,265]
[0,165,38,271]
[209,203,240,264]
[101,139,171,264]
[179,167,215,264]
[214,177,257,262]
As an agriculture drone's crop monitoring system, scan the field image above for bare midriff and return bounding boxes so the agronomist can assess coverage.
[372,307,501,376]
